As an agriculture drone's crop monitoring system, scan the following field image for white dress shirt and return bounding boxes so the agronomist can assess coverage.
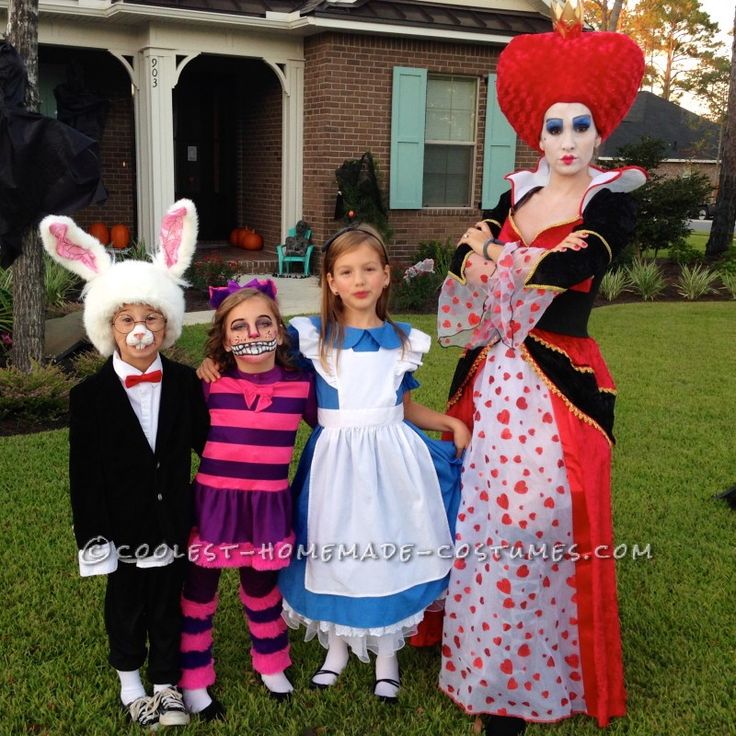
[78,352,177,576]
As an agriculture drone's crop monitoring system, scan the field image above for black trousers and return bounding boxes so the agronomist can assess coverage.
[104,558,185,684]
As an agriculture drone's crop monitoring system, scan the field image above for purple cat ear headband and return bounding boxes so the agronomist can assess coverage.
[208,278,278,309]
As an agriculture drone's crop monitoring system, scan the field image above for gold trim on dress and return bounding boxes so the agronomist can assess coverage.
[523,249,566,291]
[447,344,491,408]
[575,228,613,263]
[447,250,474,285]
[482,218,502,231]
[528,333,618,393]
[509,210,582,248]
[520,345,614,448]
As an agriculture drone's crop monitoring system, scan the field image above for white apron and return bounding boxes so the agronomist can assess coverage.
[304,341,453,597]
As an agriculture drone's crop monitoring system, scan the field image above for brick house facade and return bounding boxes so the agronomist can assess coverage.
[302,32,540,263]
[2,0,552,261]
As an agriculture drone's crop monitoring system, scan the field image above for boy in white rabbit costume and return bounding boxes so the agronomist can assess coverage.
[41,201,209,729]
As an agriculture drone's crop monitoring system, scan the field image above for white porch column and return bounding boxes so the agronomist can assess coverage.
[281,58,304,239]
[134,48,177,251]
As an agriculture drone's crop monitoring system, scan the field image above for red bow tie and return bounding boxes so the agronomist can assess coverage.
[125,370,162,389]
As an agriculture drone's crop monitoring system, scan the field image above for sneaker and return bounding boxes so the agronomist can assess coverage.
[152,686,190,727]
[127,695,160,730]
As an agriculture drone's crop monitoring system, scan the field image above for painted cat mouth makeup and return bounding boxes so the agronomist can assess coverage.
[230,338,278,356]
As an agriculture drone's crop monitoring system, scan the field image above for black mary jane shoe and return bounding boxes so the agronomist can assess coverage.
[266,688,292,703]
[197,697,226,722]
[309,668,341,690]
[483,715,527,736]
[373,677,400,704]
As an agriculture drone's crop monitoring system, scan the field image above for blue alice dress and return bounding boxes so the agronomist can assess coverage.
[279,316,461,661]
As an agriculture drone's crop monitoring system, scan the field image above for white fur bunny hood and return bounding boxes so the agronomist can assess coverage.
[39,200,198,356]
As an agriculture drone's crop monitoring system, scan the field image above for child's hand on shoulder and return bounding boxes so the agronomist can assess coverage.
[449,418,471,457]
[197,357,222,383]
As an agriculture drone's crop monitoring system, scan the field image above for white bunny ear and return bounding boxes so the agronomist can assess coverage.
[153,199,198,278]
[39,215,111,282]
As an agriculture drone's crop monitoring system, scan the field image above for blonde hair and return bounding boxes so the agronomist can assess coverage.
[319,224,406,368]
[205,289,294,373]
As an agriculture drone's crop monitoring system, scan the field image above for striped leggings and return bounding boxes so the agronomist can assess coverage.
[179,564,291,689]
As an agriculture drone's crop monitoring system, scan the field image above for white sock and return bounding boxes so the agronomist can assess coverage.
[374,653,400,698]
[153,683,174,694]
[182,687,212,714]
[261,671,294,694]
[117,669,146,706]
[311,633,349,687]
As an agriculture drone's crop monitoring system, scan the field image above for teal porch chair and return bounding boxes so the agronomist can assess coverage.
[276,227,314,275]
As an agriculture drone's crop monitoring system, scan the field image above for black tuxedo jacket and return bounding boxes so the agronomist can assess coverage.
[68,354,209,557]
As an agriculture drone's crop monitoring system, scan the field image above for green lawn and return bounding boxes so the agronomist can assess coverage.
[1,303,734,736]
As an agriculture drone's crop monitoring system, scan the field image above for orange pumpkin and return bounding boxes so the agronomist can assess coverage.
[110,224,131,250]
[88,222,110,245]
[229,228,241,247]
[239,228,264,251]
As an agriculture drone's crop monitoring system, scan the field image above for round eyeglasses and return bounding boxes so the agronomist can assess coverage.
[112,314,167,334]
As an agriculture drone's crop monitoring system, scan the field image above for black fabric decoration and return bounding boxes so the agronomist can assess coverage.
[0,42,107,268]
[54,61,109,142]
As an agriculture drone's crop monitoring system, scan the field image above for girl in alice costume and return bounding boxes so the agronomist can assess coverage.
[437,1,646,734]
[277,224,469,702]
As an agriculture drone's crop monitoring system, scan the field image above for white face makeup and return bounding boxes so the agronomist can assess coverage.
[112,303,166,370]
[224,297,282,373]
[539,102,601,177]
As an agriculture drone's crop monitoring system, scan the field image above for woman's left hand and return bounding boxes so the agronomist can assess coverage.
[553,232,589,252]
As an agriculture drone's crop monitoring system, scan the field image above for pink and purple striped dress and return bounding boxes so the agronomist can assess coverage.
[188,364,315,570]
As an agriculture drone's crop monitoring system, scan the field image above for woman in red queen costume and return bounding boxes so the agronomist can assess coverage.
[437,2,645,734]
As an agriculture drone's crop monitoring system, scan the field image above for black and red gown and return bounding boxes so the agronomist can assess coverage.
[437,160,646,726]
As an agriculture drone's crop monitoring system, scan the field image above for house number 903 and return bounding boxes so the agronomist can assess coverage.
[151,58,158,88]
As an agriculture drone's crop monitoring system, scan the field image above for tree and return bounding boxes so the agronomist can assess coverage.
[6,0,44,371]
[625,0,722,103]
[586,0,628,31]
[682,51,731,124]
[609,136,711,257]
[705,6,736,257]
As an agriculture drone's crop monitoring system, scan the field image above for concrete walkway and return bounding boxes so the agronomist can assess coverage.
[182,274,322,326]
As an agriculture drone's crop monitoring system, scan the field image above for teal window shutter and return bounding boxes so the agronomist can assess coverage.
[390,67,427,209]
[481,73,516,210]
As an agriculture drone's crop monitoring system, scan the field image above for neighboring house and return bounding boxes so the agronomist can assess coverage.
[0,0,553,260]
[599,90,722,209]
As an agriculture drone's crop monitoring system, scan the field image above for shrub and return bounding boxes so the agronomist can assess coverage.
[627,257,666,301]
[717,247,736,275]
[44,254,82,308]
[187,258,242,292]
[668,240,703,266]
[599,268,632,301]
[675,264,719,300]
[415,239,454,279]
[111,238,149,262]
[718,270,736,299]
[391,268,441,313]
[0,362,73,421]
[162,343,198,368]
[70,350,106,379]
